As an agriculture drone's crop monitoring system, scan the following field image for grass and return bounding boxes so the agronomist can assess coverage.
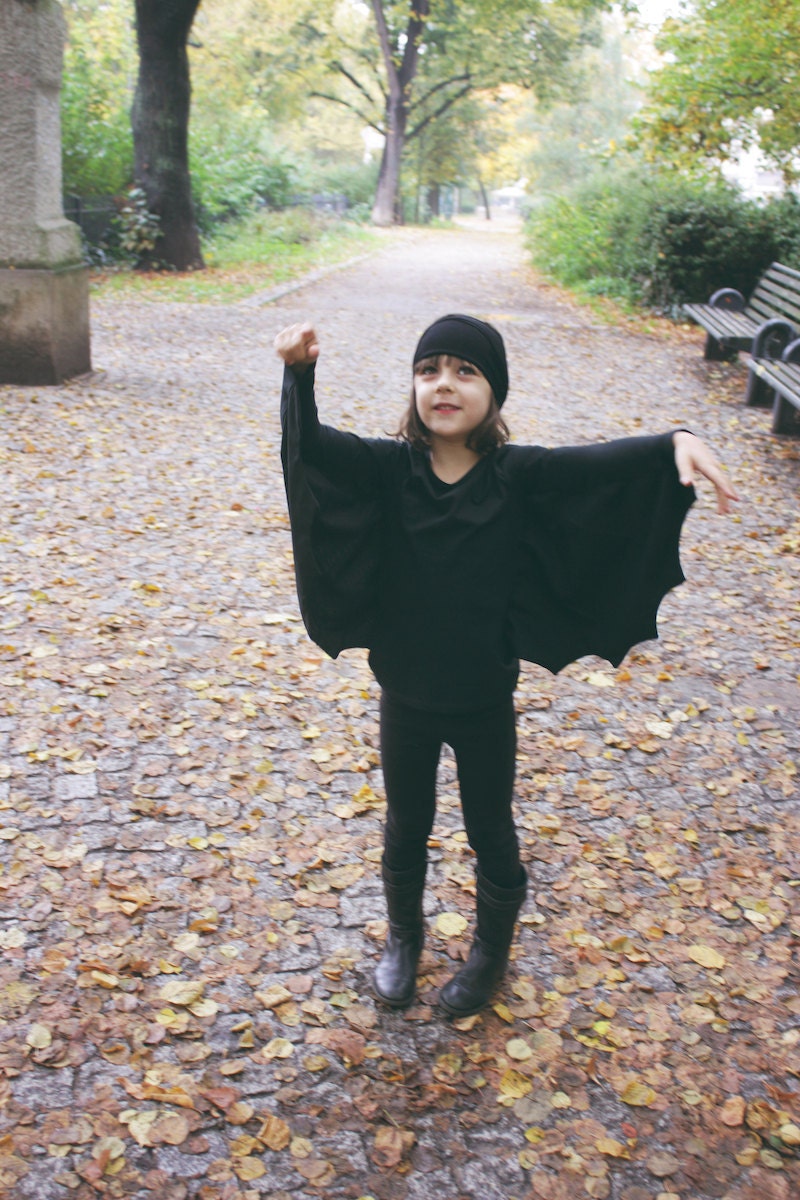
[90,208,381,304]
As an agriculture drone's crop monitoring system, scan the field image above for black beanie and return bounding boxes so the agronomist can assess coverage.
[413,313,509,407]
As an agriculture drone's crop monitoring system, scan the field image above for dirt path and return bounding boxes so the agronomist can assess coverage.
[1,224,799,1200]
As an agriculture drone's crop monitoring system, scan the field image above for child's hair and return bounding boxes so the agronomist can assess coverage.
[396,384,510,455]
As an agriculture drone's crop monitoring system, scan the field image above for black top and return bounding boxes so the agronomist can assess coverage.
[280,365,695,712]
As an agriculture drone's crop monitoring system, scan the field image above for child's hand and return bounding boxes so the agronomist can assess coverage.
[673,431,740,515]
[274,323,320,372]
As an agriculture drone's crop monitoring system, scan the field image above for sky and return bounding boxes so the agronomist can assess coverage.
[634,0,685,23]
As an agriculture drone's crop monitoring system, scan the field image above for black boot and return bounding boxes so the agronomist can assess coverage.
[439,867,527,1018]
[373,860,426,1008]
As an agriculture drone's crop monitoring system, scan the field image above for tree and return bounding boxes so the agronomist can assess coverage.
[522,18,642,197]
[634,0,800,183]
[319,0,606,225]
[132,0,204,269]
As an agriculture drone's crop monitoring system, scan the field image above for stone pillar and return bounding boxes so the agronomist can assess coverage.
[0,0,91,384]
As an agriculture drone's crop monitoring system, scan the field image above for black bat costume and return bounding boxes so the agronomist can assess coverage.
[281,363,695,697]
[278,324,696,1016]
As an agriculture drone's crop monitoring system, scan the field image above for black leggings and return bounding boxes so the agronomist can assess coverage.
[379,691,521,889]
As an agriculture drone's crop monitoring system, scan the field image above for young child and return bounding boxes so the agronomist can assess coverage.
[275,315,737,1018]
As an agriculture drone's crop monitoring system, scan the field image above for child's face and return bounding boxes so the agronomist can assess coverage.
[413,355,494,445]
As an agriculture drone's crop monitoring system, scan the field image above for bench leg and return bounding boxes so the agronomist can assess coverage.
[704,333,737,361]
[745,371,775,409]
[771,392,800,436]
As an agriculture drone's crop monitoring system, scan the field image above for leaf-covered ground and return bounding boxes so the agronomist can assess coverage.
[1,225,799,1200]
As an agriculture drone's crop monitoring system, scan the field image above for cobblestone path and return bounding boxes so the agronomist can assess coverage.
[1,225,799,1200]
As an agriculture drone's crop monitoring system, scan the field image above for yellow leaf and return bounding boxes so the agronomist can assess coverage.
[226,1102,254,1125]
[687,944,726,970]
[620,1080,657,1107]
[233,1157,266,1181]
[26,1023,52,1049]
[779,1122,800,1147]
[159,980,204,1006]
[256,984,292,1009]
[156,1007,190,1031]
[584,671,615,687]
[124,1111,158,1147]
[596,1137,629,1158]
[261,1038,294,1061]
[259,1115,291,1151]
[219,1061,244,1076]
[499,1069,533,1100]
[506,1038,532,1061]
[188,998,219,1019]
[435,912,468,937]
[92,1136,126,1162]
[150,1113,190,1146]
[91,970,119,989]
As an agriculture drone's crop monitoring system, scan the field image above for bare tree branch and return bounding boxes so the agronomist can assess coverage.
[408,72,472,114]
[308,92,385,135]
[331,59,385,108]
[407,83,473,141]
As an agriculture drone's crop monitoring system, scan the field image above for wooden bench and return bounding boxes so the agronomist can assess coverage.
[683,261,800,360]
[746,337,800,436]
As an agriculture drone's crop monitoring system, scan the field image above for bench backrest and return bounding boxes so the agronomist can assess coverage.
[746,262,800,327]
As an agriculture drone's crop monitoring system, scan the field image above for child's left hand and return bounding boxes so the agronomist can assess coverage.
[673,431,739,514]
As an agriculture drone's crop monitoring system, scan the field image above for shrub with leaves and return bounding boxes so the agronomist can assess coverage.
[117,188,161,264]
[526,163,800,314]
[190,116,295,232]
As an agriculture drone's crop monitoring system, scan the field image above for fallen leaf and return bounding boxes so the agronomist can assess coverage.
[619,1081,657,1107]
[435,911,468,937]
[687,944,726,970]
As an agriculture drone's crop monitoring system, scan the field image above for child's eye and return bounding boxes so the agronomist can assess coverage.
[459,363,477,375]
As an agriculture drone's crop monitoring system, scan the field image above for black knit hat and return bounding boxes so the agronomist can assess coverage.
[413,313,509,407]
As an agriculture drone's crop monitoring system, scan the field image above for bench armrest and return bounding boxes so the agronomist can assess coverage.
[709,287,745,311]
[782,337,800,363]
[751,317,797,359]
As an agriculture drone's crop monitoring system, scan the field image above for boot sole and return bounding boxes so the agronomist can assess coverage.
[373,983,416,1009]
[438,991,494,1018]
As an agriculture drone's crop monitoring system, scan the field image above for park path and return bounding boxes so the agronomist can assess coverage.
[1,223,799,1200]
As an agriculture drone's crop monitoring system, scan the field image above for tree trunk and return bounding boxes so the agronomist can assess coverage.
[370,0,429,226]
[478,178,492,221]
[132,0,203,270]
[372,92,407,226]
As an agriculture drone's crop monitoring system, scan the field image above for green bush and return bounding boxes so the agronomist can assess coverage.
[206,208,331,266]
[300,161,379,209]
[190,119,295,231]
[638,188,777,310]
[767,192,800,265]
[526,164,800,314]
[61,6,134,197]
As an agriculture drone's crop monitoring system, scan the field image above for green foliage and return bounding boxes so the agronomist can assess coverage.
[522,21,641,198]
[116,188,161,263]
[294,160,380,210]
[93,209,379,303]
[634,0,800,182]
[526,163,800,313]
[61,0,135,197]
[210,208,324,260]
[190,116,295,231]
